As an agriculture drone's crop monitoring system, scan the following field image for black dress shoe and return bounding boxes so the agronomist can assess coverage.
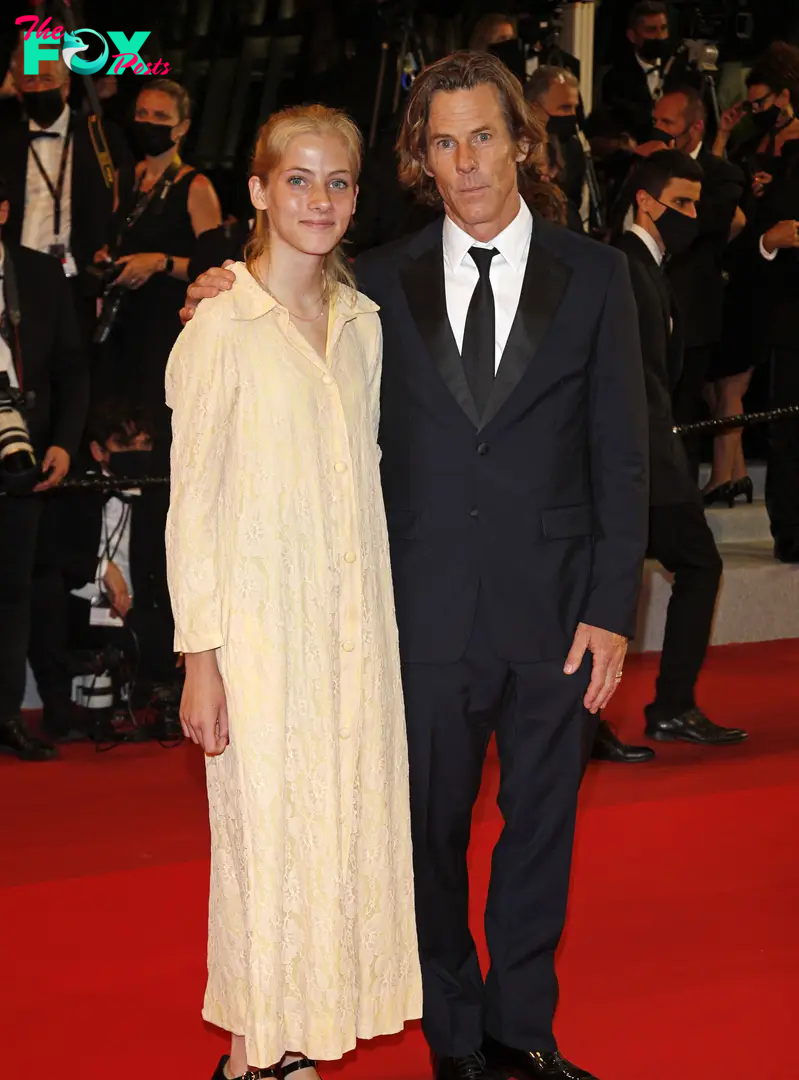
[644,705,748,745]
[591,719,655,763]
[774,536,799,563]
[483,1038,599,1079]
[434,1050,497,1079]
[210,1055,280,1079]
[0,716,57,761]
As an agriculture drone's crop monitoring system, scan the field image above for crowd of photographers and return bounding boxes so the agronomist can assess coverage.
[0,1,798,761]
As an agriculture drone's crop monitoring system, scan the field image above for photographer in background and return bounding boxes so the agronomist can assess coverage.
[29,400,176,742]
[0,175,88,761]
[602,1,672,141]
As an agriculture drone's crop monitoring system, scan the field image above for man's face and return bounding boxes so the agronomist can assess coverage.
[628,14,669,52]
[654,94,703,153]
[14,59,69,104]
[487,21,515,47]
[746,82,790,115]
[91,429,153,469]
[638,176,701,223]
[539,79,579,119]
[424,83,526,239]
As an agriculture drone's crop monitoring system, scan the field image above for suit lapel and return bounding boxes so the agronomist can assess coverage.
[399,235,480,428]
[480,234,572,429]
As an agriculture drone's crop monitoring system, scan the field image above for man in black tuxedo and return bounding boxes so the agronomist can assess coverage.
[0,47,132,342]
[0,178,89,760]
[651,88,746,475]
[602,1,672,141]
[184,51,649,1080]
[614,150,748,752]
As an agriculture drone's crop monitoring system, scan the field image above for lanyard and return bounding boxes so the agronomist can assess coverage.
[111,158,183,256]
[29,127,72,239]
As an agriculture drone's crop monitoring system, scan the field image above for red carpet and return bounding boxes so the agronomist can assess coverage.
[3,640,798,1080]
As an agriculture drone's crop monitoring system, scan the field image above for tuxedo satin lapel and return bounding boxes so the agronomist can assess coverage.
[399,239,480,428]
[480,238,572,429]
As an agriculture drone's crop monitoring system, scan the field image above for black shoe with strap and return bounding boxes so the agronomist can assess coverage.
[282,1061,318,1077]
[644,705,748,745]
[434,1050,497,1079]
[483,1037,599,1079]
[210,1055,280,1080]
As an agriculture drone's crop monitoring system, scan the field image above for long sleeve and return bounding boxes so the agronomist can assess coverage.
[165,303,237,653]
[582,251,650,639]
[48,260,89,457]
[367,313,383,446]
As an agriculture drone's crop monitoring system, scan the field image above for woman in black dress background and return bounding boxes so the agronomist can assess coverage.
[95,78,222,466]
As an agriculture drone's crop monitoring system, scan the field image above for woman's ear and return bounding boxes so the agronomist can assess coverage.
[249,174,268,211]
[174,117,190,142]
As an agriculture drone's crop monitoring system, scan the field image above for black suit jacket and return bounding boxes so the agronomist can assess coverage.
[602,49,658,141]
[355,215,649,664]
[614,230,698,507]
[4,244,88,461]
[0,111,132,281]
[666,148,745,348]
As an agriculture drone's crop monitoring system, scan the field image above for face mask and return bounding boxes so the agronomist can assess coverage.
[547,114,579,142]
[108,449,154,479]
[23,88,64,129]
[750,104,781,136]
[132,120,176,158]
[648,127,676,146]
[650,201,698,255]
[639,38,670,63]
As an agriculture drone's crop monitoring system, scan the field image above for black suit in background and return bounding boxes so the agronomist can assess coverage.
[615,229,722,717]
[355,214,649,1056]
[0,245,88,726]
[602,46,660,142]
[669,148,745,472]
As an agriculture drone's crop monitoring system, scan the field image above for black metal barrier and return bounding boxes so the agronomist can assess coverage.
[673,403,799,436]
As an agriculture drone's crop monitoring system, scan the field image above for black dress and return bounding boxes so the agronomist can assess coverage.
[100,169,200,461]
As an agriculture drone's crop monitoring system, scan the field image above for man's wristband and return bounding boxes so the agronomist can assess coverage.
[163,254,174,275]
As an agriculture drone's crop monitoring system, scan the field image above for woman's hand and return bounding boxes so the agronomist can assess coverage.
[93,245,110,264]
[115,252,165,289]
[181,651,229,754]
[719,102,745,136]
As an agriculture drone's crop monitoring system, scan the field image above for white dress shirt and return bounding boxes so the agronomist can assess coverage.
[636,52,663,100]
[443,196,533,373]
[627,222,665,266]
[21,104,77,276]
[0,245,19,390]
[72,489,136,626]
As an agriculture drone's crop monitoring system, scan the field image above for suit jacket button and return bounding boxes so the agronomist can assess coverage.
[476,442,489,456]
[469,506,479,518]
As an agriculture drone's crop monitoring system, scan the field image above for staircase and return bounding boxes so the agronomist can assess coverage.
[632,463,799,652]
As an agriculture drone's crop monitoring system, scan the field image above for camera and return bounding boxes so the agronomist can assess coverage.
[0,373,37,494]
[86,258,123,296]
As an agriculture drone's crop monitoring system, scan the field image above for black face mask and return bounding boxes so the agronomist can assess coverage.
[132,120,176,158]
[639,38,670,63]
[547,114,579,143]
[108,449,154,479]
[651,201,699,256]
[750,105,782,137]
[23,88,64,129]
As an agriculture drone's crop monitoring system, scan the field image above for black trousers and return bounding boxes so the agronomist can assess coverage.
[401,601,591,1058]
[0,496,42,721]
[648,501,722,716]
[766,346,799,548]
[672,344,714,481]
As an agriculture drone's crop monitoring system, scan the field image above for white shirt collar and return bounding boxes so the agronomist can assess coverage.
[443,195,533,275]
[689,140,703,160]
[28,102,70,137]
[636,52,661,74]
[627,222,664,266]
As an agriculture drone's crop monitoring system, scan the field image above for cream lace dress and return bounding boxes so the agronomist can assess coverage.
[165,263,422,1068]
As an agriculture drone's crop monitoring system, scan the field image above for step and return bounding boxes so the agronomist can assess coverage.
[705,500,771,544]
[631,539,799,653]
[698,460,766,500]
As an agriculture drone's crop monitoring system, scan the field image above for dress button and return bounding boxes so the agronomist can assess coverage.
[323,375,334,386]
[344,551,357,563]
[477,442,489,456]
[334,461,347,473]
[469,506,479,518]
[339,730,351,740]
[342,640,355,652]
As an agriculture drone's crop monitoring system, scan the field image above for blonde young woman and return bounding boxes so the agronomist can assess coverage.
[165,106,422,1080]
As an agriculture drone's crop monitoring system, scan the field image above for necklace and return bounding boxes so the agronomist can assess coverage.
[264,279,326,323]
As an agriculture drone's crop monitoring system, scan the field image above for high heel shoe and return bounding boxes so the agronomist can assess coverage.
[211,1055,281,1080]
[702,481,734,507]
[729,475,754,504]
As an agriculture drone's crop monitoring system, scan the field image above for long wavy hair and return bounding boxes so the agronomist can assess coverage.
[245,104,362,297]
[396,50,547,207]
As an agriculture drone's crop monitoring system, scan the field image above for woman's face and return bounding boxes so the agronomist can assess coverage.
[135,89,187,139]
[250,132,358,257]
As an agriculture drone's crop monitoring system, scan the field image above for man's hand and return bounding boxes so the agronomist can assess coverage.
[564,622,628,714]
[762,220,799,254]
[34,446,70,492]
[103,560,132,619]
[719,102,745,136]
[752,171,773,198]
[181,651,229,754]
[635,137,674,158]
[179,262,237,326]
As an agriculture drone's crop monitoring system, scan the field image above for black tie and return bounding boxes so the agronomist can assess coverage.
[462,246,498,418]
